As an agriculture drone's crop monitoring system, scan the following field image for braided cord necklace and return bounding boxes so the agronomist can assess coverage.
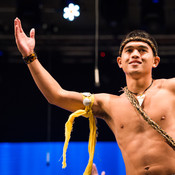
[123,86,175,150]
[127,79,153,106]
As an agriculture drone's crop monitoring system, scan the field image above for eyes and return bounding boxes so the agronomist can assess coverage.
[125,48,147,54]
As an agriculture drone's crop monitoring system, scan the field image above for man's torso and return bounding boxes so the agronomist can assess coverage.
[101,79,175,174]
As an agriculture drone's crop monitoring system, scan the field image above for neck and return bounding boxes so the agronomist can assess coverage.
[126,76,153,95]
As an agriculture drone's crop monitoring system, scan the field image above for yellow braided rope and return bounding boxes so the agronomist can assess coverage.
[62,93,97,175]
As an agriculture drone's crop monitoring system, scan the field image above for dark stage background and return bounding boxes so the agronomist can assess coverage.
[1,0,175,142]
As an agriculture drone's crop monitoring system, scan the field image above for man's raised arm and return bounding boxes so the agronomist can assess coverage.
[14,17,85,112]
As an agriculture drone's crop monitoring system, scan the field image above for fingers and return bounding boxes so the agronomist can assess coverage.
[14,18,18,38]
[30,28,35,39]
[14,17,35,40]
[101,171,106,175]
[14,17,24,34]
[92,163,105,175]
[92,163,98,172]
[18,18,24,33]
[14,18,21,40]
[92,163,98,175]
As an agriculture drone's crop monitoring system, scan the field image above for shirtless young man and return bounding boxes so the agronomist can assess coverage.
[14,17,175,175]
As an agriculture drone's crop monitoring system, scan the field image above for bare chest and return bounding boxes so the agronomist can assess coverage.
[103,87,175,171]
[108,90,175,143]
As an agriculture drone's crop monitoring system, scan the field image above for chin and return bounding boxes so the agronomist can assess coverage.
[127,70,143,78]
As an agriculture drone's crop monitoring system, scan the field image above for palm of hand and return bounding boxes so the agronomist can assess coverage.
[14,18,35,57]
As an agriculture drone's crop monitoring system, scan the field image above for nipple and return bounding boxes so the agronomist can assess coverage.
[161,116,166,120]
[120,124,124,129]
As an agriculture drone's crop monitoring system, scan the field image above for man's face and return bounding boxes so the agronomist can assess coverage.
[117,41,159,77]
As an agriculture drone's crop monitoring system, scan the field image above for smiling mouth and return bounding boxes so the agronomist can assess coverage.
[129,61,142,64]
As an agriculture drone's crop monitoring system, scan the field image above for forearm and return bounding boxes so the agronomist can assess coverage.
[27,58,63,104]
[14,18,84,112]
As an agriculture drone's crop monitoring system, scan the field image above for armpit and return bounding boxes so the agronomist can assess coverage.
[92,93,112,120]
[93,108,111,120]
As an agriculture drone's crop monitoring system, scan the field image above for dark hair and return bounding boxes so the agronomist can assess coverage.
[119,30,158,56]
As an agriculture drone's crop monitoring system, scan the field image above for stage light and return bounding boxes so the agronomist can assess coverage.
[152,0,159,3]
[63,3,80,21]
[100,51,106,58]
[0,51,3,56]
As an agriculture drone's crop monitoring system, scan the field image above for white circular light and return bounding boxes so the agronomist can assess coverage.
[63,3,80,21]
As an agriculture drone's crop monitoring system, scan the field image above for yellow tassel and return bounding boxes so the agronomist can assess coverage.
[62,93,97,175]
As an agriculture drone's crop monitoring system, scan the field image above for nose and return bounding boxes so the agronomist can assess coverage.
[131,49,140,58]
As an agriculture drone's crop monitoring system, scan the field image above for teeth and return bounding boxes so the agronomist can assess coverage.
[130,61,141,64]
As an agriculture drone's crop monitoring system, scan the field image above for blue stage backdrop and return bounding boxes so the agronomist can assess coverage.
[0,142,125,175]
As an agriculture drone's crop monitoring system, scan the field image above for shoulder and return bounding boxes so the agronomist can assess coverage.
[94,93,121,106]
[93,93,122,119]
[154,78,175,94]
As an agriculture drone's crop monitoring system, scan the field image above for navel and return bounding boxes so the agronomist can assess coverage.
[144,166,150,175]
[145,166,149,170]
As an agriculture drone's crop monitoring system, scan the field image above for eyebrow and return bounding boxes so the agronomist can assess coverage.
[124,45,149,50]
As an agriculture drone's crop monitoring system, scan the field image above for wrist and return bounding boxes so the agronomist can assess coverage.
[21,48,35,57]
[23,52,37,64]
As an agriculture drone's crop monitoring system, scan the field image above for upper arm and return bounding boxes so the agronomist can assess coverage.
[51,89,85,112]
[52,90,111,119]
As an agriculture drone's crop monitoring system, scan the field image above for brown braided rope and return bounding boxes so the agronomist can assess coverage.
[119,36,158,56]
[123,86,175,150]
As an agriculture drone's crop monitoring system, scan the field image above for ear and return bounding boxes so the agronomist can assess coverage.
[117,56,122,68]
[152,56,160,68]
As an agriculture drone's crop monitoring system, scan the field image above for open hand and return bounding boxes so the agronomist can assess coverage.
[14,17,35,57]
[92,164,105,175]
